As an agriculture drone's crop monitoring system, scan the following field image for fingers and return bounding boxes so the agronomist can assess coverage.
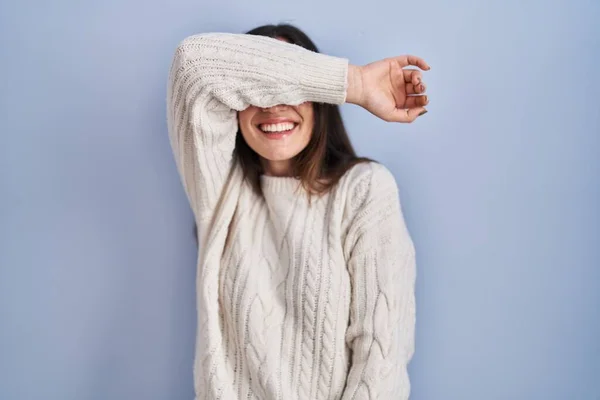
[398,55,429,87]
[403,69,424,87]
[404,95,428,108]
[386,95,428,123]
[389,55,430,123]
[394,55,430,70]
[406,82,426,95]
[388,107,428,123]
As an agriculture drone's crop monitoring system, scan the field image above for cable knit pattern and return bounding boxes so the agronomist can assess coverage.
[167,32,416,400]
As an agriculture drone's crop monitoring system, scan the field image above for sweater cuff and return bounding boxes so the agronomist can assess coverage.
[297,53,349,105]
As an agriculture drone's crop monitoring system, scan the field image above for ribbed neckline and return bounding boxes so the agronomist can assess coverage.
[260,175,303,194]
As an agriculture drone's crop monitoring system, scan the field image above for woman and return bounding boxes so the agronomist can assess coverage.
[167,23,428,400]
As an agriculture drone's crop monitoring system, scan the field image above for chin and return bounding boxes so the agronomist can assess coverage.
[258,149,300,162]
[250,127,309,163]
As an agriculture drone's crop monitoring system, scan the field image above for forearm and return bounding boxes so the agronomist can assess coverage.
[169,33,349,111]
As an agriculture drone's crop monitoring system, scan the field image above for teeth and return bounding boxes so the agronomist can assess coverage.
[259,122,296,133]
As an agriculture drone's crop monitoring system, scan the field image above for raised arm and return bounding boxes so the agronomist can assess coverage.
[166,33,349,222]
[341,164,417,400]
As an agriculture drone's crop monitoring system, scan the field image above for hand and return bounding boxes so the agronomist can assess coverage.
[346,55,430,123]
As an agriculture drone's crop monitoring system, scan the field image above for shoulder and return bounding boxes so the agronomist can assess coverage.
[341,161,399,206]
[338,162,414,258]
[336,161,402,225]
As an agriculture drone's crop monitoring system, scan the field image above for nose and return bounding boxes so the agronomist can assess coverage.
[260,104,290,112]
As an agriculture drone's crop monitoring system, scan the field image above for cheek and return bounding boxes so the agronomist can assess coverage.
[238,108,254,127]
[301,105,315,143]
[298,103,314,122]
[238,108,258,140]
[297,103,315,136]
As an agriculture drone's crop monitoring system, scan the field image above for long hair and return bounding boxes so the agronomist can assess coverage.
[237,23,372,195]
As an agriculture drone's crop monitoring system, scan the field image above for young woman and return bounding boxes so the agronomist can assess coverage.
[167,24,428,400]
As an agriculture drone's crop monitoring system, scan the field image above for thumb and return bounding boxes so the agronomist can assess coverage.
[387,107,428,123]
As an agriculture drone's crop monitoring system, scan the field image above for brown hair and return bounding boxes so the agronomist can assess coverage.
[237,23,373,196]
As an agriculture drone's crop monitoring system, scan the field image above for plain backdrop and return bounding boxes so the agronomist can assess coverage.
[1,0,599,399]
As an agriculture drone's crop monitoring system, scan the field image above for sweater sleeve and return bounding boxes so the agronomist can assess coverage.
[166,33,349,222]
[341,164,417,400]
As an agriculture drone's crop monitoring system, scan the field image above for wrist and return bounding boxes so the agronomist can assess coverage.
[346,64,363,105]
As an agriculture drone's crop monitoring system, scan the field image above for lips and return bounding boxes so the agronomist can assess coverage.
[259,121,297,132]
[257,124,298,140]
[255,117,299,139]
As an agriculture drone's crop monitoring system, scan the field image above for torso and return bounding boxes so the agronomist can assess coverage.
[194,162,372,400]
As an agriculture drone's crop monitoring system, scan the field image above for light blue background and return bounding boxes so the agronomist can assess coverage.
[1,0,598,399]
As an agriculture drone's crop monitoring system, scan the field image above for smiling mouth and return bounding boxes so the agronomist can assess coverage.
[257,122,299,139]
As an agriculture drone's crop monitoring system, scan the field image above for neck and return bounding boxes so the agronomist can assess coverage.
[262,159,292,177]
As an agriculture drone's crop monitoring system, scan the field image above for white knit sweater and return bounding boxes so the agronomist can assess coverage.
[167,33,417,400]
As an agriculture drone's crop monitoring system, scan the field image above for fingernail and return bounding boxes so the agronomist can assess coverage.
[419,110,428,116]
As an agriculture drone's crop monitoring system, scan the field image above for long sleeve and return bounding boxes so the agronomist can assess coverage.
[341,164,417,400]
[166,33,349,222]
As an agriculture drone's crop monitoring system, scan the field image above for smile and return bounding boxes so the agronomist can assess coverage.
[257,122,299,140]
